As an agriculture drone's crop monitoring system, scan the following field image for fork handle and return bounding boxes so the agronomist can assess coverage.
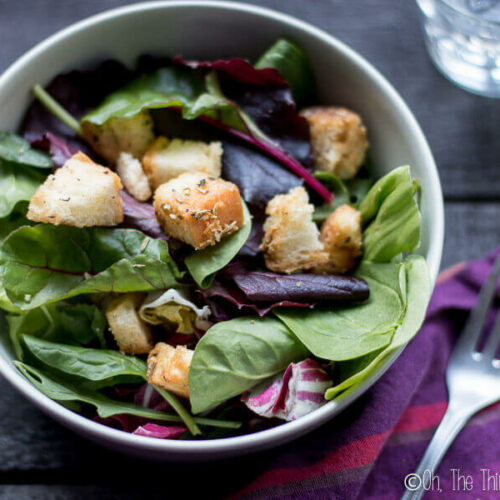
[401,405,472,500]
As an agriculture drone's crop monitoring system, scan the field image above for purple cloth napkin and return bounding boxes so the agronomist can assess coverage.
[230,248,500,499]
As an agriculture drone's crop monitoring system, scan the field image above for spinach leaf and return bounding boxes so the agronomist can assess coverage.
[14,361,239,429]
[325,254,430,399]
[0,132,53,169]
[189,316,309,414]
[275,260,406,361]
[255,38,315,105]
[22,335,146,381]
[185,201,252,288]
[20,336,202,435]
[0,226,179,309]
[360,166,420,262]
[0,284,21,313]
[0,160,45,218]
[7,303,106,360]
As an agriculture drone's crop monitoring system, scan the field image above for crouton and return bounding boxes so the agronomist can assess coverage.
[313,204,362,274]
[142,137,222,189]
[82,111,155,164]
[154,172,244,250]
[300,106,368,179]
[27,151,123,227]
[116,152,152,202]
[147,343,193,398]
[260,186,328,274]
[105,293,154,355]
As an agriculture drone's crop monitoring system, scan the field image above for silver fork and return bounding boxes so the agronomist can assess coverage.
[402,254,500,500]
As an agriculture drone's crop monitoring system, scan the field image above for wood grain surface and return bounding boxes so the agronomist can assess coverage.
[0,0,499,498]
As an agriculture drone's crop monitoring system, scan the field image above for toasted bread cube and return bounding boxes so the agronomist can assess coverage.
[147,343,193,398]
[154,172,244,250]
[82,111,155,164]
[313,204,362,274]
[261,186,328,274]
[27,151,123,227]
[300,106,368,179]
[116,152,152,202]
[142,137,222,189]
[105,293,154,355]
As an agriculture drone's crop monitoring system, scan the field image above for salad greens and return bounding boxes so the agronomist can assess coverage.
[0,38,432,441]
[8,302,106,360]
[189,316,309,414]
[255,38,315,105]
[0,226,180,309]
[185,201,252,288]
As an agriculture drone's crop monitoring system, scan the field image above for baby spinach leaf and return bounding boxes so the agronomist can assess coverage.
[7,302,106,360]
[22,335,146,381]
[255,38,316,106]
[0,160,46,218]
[0,132,53,169]
[275,260,406,361]
[189,316,309,414]
[185,201,252,289]
[325,254,430,399]
[360,166,420,262]
[0,226,179,309]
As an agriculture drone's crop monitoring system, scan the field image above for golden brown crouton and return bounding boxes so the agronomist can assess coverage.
[82,111,155,164]
[154,172,244,250]
[260,186,328,274]
[142,137,222,189]
[300,106,368,179]
[147,343,193,398]
[105,293,154,355]
[116,152,152,202]
[27,151,123,227]
[313,204,362,274]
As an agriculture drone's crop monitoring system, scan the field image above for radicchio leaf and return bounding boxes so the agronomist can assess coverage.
[133,423,186,438]
[241,358,332,421]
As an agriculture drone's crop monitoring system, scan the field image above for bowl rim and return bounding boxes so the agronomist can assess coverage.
[0,0,444,457]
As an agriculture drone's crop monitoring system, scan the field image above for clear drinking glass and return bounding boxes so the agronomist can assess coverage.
[416,0,500,97]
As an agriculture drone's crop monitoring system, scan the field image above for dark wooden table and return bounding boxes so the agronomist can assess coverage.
[0,0,499,498]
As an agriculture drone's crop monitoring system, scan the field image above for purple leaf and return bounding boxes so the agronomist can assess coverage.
[222,141,302,208]
[242,358,333,421]
[199,280,312,317]
[133,423,186,439]
[120,190,167,240]
[226,270,370,303]
[26,132,78,169]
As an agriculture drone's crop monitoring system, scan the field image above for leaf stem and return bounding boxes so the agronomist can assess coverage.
[32,84,84,138]
[152,386,202,436]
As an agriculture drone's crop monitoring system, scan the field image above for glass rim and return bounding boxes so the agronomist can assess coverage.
[438,0,500,26]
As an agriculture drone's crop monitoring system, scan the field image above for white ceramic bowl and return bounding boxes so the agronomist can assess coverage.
[0,1,444,460]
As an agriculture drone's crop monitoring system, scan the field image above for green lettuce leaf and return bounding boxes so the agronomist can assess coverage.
[0,132,53,169]
[0,161,45,218]
[189,316,309,414]
[185,201,252,288]
[7,303,106,360]
[275,260,406,361]
[360,166,420,262]
[0,202,33,241]
[0,226,179,310]
[255,38,315,105]
[325,254,430,399]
